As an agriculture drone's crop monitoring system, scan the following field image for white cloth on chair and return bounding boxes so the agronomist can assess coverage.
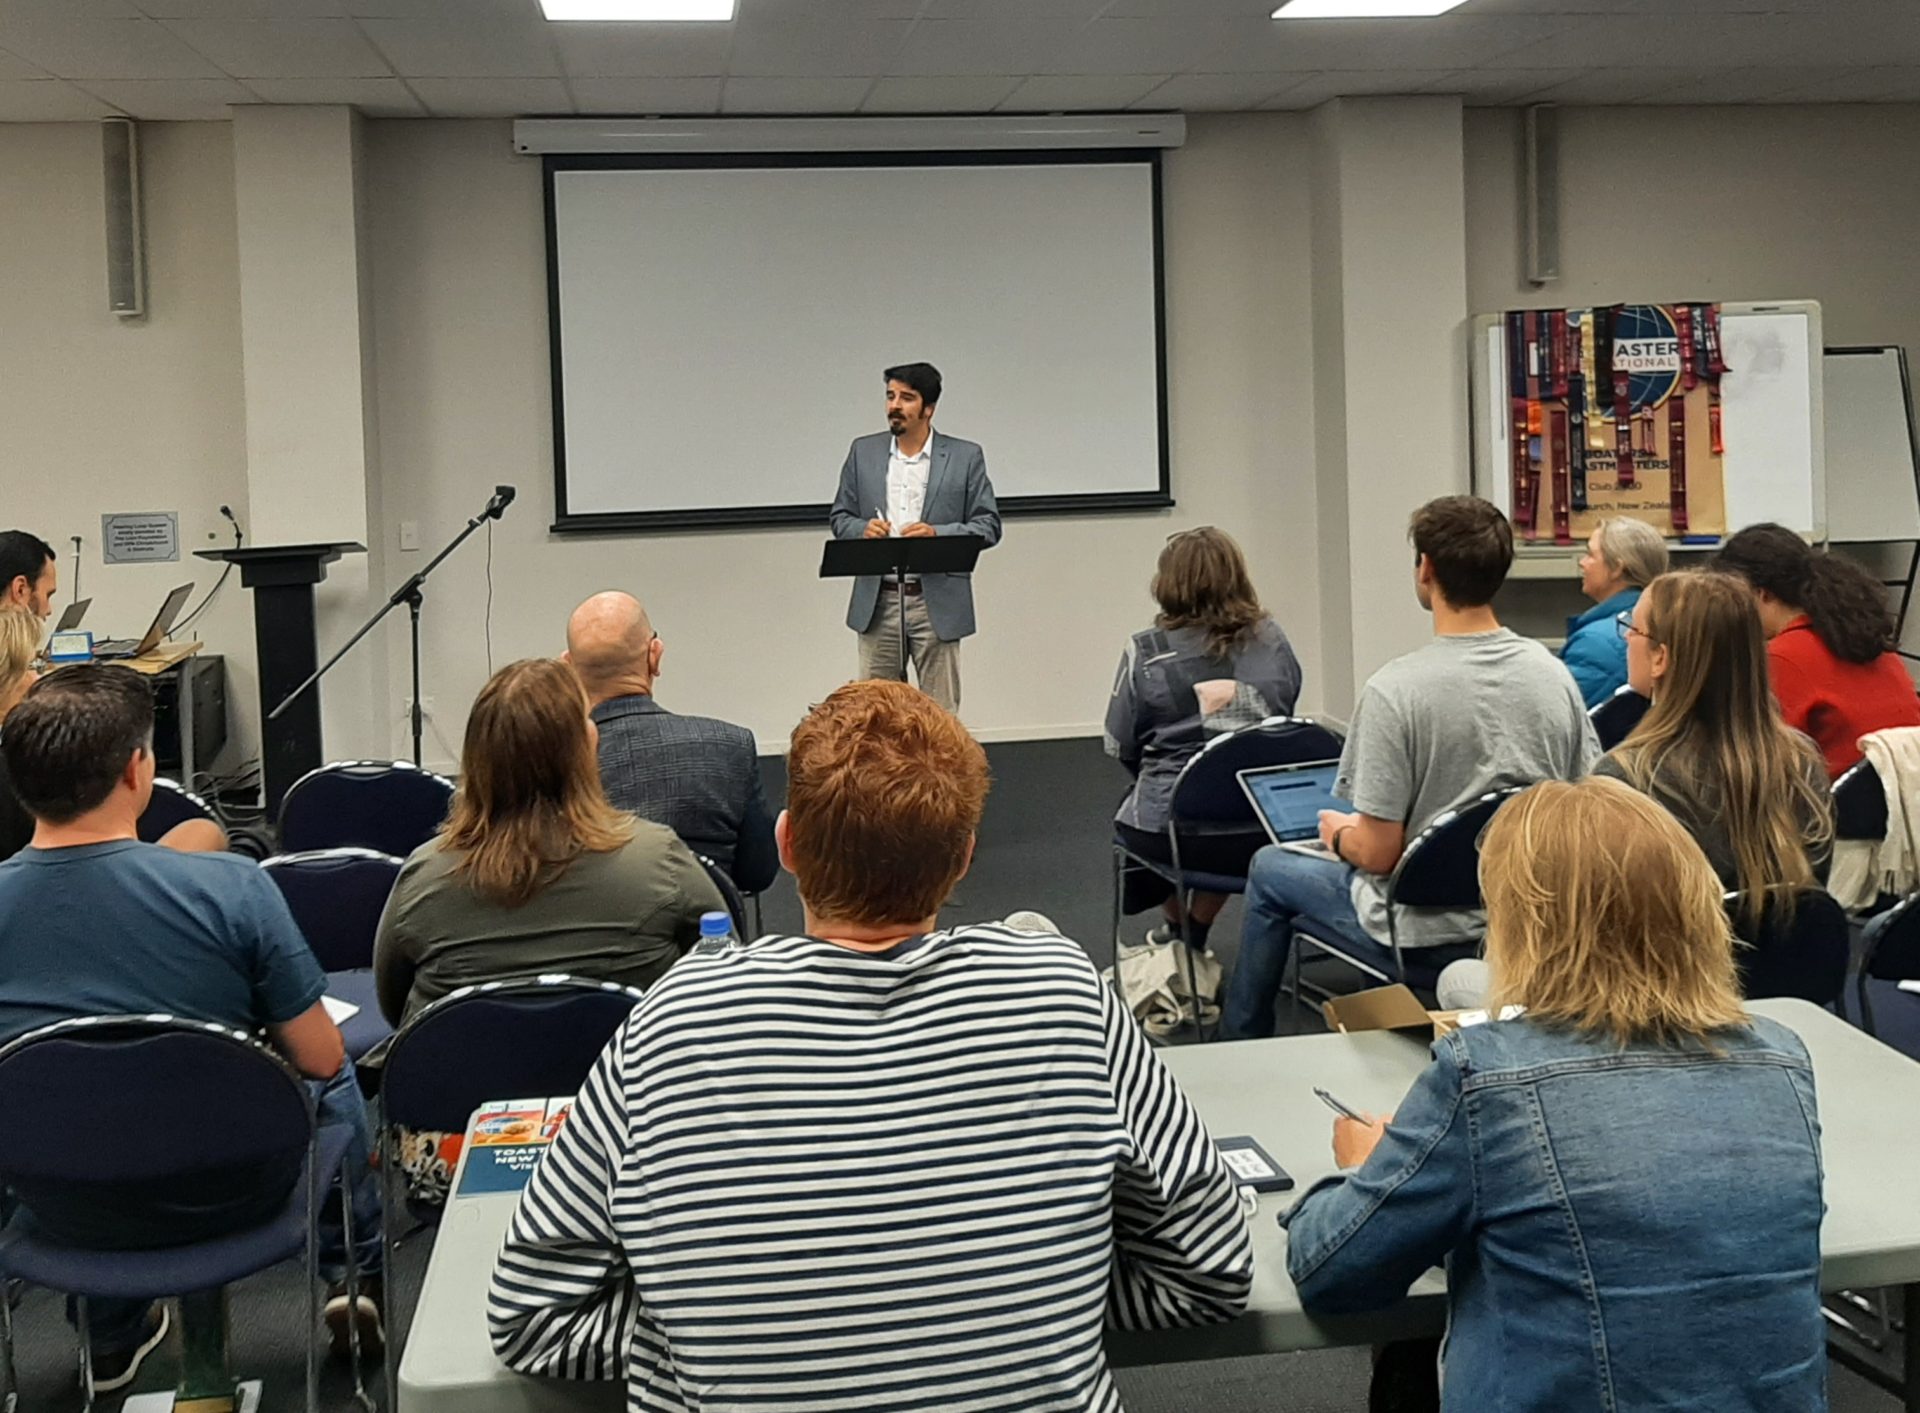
[1832,727,1920,911]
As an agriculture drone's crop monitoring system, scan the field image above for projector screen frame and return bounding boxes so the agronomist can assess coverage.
[541,148,1174,535]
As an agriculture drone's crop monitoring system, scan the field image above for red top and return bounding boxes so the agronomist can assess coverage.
[1768,616,1920,776]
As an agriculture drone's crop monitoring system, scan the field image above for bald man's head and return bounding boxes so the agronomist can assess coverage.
[564,591,662,702]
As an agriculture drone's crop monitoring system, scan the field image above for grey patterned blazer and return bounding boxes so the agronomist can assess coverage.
[590,695,777,893]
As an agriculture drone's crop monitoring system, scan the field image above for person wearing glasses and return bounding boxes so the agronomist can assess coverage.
[1562,517,1669,707]
[1105,527,1302,955]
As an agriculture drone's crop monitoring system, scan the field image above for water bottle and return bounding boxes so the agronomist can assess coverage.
[698,911,737,950]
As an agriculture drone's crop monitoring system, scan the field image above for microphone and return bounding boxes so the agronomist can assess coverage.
[485,484,517,520]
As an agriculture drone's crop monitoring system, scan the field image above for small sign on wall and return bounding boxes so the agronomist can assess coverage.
[102,512,179,564]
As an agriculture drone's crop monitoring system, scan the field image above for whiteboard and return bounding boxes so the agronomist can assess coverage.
[1472,301,1826,541]
[1824,346,1920,544]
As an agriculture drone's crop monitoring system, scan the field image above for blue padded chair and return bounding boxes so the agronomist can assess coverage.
[1727,887,1850,1007]
[1850,893,1920,1057]
[278,760,453,859]
[698,854,749,939]
[1111,715,1345,1040]
[375,975,646,1408]
[1288,786,1526,1010]
[1833,758,1888,845]
[136,776,219,844]
[1587,685,1651,752]
[0,1015,370,1413]
[262,849,405,1073]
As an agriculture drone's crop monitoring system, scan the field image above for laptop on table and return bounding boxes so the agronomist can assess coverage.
[52,598,91,633]
[1237,761,1352,860]
[94,582,194,660]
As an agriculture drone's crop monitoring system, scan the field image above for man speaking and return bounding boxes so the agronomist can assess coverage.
[828,363,1001,715]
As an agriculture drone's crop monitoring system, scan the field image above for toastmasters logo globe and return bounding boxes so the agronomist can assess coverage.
[1610,304,1684,412]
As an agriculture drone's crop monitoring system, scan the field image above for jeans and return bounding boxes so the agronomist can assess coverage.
[1223,848,1480,1039]
[75,1058,384,1351]
[1225,849,1376,1039]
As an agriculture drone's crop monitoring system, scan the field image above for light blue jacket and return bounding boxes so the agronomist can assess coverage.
[1282,1015,1827,1412]
[1562,587,1642,708]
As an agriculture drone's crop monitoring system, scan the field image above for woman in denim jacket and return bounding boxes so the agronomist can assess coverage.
[1283,776,1826,1411]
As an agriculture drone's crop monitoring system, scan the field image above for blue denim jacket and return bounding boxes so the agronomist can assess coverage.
[1282,1015,1827,1412]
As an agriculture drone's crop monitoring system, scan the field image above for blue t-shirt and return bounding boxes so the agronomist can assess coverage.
[0,840,326,1046]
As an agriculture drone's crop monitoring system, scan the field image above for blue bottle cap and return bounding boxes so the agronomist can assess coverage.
[699,911,733,938]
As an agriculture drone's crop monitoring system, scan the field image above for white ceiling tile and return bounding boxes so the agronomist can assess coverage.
[1102,0,1278,14]
[744,0,919,15]
[1254,67,1460,107]
[550,22,733,78]
[1501,66,1701,104]
[1040,18,1238,75]
[0,49,51,80]
[1772,66,1920,103]
[727,19,914,77]
[919,0,1107,17]
[138,0,351,17]
[76,76,257,117]
[1133,71,1300,109]
[887,20,1091,77]
[1635,66,1872,105]
[1484,14,1844,71]
[1208,14,1581,73]
[243,74,424,111]
[0,78,123,118]
[356,17,560,76]
[160,19,390,77]
[998,73,1169,109]
[0,18,226,79]
[407,75,571,114]
[720,75,871,111]
[570,74,722,112]
[1425,66,1582,102]
[1,0,143,17]
[861,74,1021,111]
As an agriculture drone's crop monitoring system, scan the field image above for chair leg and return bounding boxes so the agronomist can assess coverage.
[749,893,763,939]
[381,1130,401,1413]
[338,1160,374,1413]
[75,1296,95,1413]
[0,1273,15,1413]
[306,1147,321,1413]
[1859,974,1877,1036]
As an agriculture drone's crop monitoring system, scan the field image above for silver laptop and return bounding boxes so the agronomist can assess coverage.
[94,582,194,660]
[1237,761,1351,860]
[52,597,91,633]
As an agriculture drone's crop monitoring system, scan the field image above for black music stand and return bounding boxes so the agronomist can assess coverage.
[820,535,986,679]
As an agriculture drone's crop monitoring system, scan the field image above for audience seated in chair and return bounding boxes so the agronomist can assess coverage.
[565,590,778,895]
[0,528,57,622]
[1286,777,1827,1411]
[489,679,1253,1407]
[2,608,226,862]
[1562,516,1668,707]
[1105,526,1302,954]
[1224,496,1598,1038]
[1716,522,1920,777]
[0,665,383,1389]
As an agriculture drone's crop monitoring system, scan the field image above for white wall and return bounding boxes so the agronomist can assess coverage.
[0,120,259,775]
[364,115,1323,768]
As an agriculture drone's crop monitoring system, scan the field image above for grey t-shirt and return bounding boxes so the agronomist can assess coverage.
[1340,629,1600,947]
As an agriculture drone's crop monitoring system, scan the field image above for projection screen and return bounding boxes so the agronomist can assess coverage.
[543,152,1170,532]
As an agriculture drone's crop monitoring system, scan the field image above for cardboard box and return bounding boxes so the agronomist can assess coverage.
[1321,984,1492,1039]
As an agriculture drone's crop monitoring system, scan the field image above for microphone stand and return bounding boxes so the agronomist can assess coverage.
[270,485,516,767]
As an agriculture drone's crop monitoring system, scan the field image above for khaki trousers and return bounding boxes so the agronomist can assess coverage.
[857,587,961,715]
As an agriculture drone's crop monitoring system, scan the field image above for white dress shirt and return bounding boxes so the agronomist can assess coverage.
[885,432,933,530]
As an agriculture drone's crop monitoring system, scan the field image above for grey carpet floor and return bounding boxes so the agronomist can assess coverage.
[6,739,1902,1410]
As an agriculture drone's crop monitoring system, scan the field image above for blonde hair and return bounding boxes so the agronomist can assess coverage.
[1613,571,1830,922]
[1595,517,1670,589]
[441,659,635,907]
[1482,777,1749,1046]
[0,606,38,720]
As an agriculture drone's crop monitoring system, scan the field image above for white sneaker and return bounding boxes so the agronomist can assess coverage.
[1002,910,1061,934]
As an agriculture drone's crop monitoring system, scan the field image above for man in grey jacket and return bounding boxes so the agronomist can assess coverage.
[827,363,1001,714]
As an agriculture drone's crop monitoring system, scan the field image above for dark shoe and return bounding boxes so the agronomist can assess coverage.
[325,1276,385,1361]
[90,1302,170,1394]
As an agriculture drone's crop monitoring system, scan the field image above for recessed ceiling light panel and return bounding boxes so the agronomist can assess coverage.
[539,0,735,19]
[1272,0,1468,16]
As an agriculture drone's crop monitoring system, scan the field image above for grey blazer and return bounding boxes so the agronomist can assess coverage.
[827,430,1002,642]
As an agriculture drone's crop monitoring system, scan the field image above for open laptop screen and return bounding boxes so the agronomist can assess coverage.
[1237,762,1350,845]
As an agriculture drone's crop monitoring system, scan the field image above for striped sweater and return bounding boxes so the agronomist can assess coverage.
[487,922,1253,1411]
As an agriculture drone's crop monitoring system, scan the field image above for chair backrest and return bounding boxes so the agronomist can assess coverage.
[1833,758,1888,842]
[1167,716,1346,832]
[1863,893,1920,982]
[278,759,454,858]
[1729,888,1851,1005]
[261,848,404,972]
[1587,686,1651,753]
[137,776,217,844]
[380,975,645,1134]
[697,854,748,938]
[0,1016,310,1186]
[1387,787,1527,912]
